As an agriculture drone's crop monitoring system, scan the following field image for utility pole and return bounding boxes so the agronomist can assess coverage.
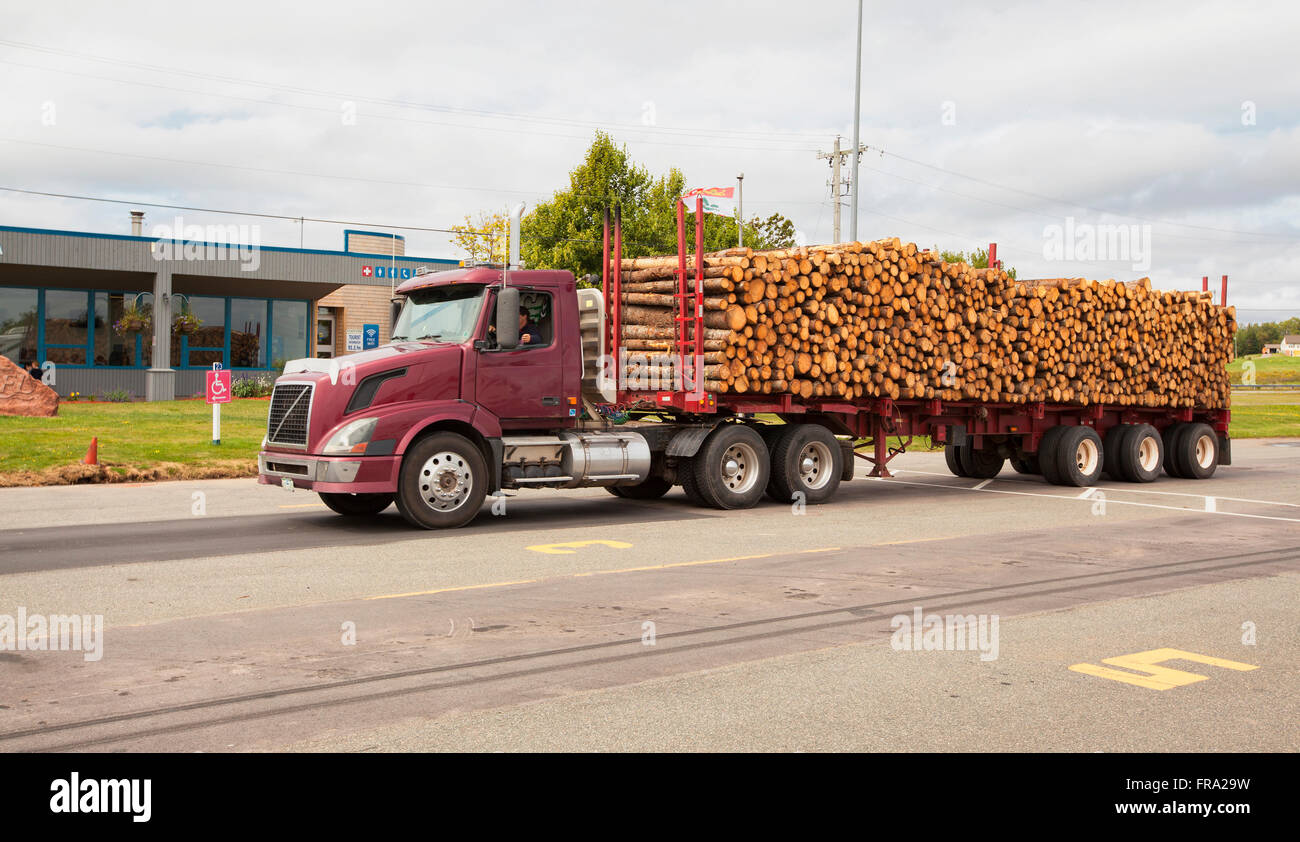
[850,0,863,241]
[817,136,866,243]
[737,172,744,248]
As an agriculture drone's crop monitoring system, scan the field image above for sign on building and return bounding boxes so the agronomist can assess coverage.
[363,324,379,349]
[346,329,363,352]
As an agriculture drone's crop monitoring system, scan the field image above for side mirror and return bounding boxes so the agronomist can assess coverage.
[495,287,520,349]
[389,296,404,335]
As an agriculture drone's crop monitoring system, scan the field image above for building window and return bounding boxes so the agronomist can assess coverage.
[95,292,140,366]
[272,300,308,367]
[0,287,38,367]
[183,296,226,367]
[44,290,91,364]
[230,298,266,368]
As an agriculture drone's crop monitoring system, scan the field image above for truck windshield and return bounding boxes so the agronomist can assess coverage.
[391,285,486,343]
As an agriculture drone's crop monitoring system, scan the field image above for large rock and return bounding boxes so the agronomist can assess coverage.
[0,356,59,417]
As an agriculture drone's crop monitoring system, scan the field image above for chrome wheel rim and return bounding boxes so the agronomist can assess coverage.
[798,441,834,490]
[419,451,472,511]
[720,442,760,495]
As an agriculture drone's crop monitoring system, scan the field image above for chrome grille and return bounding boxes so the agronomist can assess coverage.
[267,383,313,447]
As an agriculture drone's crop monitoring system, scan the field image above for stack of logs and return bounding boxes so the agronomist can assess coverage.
[615,238,1235,408]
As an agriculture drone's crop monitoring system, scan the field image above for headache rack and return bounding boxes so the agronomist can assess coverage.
[601,198,714,414]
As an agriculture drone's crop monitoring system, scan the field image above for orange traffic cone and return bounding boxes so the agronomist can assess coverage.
[82,437,98,466]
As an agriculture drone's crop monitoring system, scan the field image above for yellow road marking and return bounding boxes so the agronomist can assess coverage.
[526,539,634,555]
[363,546,841,600]
[574,553,772,577]
[1069,648,1258,690]
[365,579,539,601]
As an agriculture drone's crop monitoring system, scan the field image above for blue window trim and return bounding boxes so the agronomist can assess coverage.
[0,282,310,371]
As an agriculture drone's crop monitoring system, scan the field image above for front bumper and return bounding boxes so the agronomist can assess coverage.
[258,451,401,494]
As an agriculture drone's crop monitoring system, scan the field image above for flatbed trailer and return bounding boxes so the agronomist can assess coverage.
[256,201,1230,529]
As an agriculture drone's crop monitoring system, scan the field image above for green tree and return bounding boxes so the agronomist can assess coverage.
[938,246,1017,280]
[520,132,796,284]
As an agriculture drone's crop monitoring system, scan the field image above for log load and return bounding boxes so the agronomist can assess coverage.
[611,239,1235,408]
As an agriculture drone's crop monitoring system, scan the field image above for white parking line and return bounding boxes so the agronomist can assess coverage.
[896,468,1300,509]
[865,475,1300,523]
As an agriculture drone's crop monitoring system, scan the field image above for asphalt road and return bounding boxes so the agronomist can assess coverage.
[1,439,1297,752]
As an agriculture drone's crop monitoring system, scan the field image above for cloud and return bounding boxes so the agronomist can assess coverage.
[0,0,1295,317]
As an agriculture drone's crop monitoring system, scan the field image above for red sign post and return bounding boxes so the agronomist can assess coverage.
[206,364,231,444]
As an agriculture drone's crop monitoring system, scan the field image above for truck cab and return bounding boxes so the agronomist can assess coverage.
[257,266,669,528]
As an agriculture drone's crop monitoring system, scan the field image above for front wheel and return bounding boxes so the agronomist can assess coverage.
[318,492,394,517]
[394,432,488,529]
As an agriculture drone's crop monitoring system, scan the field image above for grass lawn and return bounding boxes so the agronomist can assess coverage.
[1229,403,1300,438]
[0,393,1293,486]
[1226,354,1300,385]
[0,399,267,480]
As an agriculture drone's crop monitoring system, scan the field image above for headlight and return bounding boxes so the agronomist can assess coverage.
[322,417,378,455]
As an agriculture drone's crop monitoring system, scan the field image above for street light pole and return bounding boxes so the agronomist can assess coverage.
[849,0,863,242]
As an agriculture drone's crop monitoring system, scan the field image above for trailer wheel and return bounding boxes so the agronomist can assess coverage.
[606,476,673,499]
[1114,424,1163,483]
[1053,425,1104,487]
[958,442,1004,479]
[767,424,842,505]
[944,445,969,477]
[1174,422,1219,480]
[318,492,394,517]
[394,432,488,529]
[1162,424,1188,478]
[1037,426,1068,485]
[690,424,770,509]
[1102,424,1132,480]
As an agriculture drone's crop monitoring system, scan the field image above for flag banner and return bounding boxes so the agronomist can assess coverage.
[681,187,736,217]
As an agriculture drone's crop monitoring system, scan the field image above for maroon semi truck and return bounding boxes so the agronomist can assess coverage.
[258,206,1230,529]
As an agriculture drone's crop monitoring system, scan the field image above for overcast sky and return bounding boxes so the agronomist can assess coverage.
[1,0,1297,321]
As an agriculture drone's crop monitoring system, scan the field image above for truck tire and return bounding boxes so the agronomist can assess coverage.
[606,476,673,499]
[958,442,1004,479]
[1174,422,1219,480]
[1053,425,1104,487]
[767,424,842,505]
[1162,423,1188,478]
[1036,426,1068,485]
[944,445,969,477]
[394,432,488,529]
[1102,424,1132,480]
[690,424,770,509]
[1116,424,1163,483]
[318,492,394,517]
[679,461,709,506]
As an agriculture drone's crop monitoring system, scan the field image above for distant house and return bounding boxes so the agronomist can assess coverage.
[1262,344,1281,356]
[1281,335,1300,357]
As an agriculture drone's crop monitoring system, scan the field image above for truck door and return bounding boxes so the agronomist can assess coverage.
[476,289,569,426]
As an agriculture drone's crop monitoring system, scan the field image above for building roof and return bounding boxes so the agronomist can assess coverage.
[1282,335,1300,345]
[0,224,459,298]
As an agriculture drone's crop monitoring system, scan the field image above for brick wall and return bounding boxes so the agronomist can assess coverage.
[317,284,396,355]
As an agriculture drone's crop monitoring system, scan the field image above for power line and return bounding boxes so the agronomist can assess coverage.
[0,185,483,234]
[871,146,1300,242]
